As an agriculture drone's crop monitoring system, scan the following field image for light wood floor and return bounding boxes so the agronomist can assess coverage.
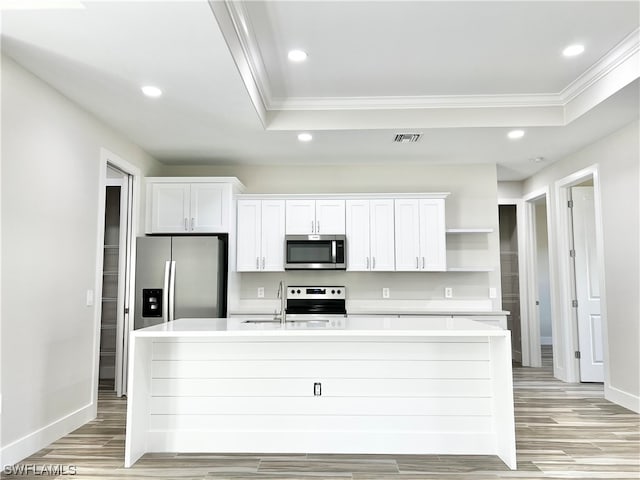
[4,347,639,479]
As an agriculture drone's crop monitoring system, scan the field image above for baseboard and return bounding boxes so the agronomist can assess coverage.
[605,384,640,413]
[540,336,553,345]
[0,402,96,467]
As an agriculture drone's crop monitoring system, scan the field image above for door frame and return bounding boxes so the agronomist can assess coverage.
[522,188,552,369]
[553,164,609,384]
[497,198,528,365]
[93,148,141,404]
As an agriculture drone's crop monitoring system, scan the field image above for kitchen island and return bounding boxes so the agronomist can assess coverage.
[124,317,516,469]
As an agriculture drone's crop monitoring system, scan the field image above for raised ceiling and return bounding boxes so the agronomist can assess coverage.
[1,0,639,181]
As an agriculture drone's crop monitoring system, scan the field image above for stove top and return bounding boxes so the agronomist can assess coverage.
[286,286,347,316]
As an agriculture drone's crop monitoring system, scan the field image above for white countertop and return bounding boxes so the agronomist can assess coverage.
[131,316,508,338]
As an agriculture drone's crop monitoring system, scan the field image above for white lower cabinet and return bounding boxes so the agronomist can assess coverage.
[237,199,285,272]
[394,199,446,271]
[346,199,395,271]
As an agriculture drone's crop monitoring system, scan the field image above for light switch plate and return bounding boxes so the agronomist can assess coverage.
[444,287,453,298]
[257,287,265,298]
[382,288,390,299]
[86,289,94,306]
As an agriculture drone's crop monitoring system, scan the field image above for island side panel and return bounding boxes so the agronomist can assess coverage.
[124,335,153,468]
[489,333,517,469]
[145,336,500,456]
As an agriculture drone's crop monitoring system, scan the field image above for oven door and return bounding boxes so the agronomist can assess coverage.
[285,235,337,270]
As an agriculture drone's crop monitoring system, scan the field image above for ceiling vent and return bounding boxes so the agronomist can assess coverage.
[393,133,422,143]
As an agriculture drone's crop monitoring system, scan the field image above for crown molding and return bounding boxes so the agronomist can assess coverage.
[214,2,639,129]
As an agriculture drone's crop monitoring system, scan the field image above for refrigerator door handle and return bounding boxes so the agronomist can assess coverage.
[162,261,170,323]
[168,260,176,322]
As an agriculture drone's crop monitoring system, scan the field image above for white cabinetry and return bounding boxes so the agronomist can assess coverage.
[346,199,395,271]
[236,199,285,272]
[394,199,446,271]
[286,199,345,234]
[146,178,241,234]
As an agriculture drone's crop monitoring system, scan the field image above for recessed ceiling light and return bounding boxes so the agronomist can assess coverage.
[507,130,525,140]
[531,156,545,163]
[141,85,162,98]
[297,133,313,142]
[288,50,308,62]
[563,44,585,57]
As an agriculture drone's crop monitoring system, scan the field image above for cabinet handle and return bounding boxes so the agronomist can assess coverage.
[191,217,195,231]
[366,257,370,269]
[184,218,188,231]
[256,257,260,270]
[416,257,419,269]
[373,257,376,269]
[262,257,265,269]
[311,221,315,233]
[317,221,320,233]
[422,257,425,269]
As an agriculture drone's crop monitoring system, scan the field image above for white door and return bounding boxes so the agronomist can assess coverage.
[236,200,262,272]
[149,183,190,233]
[346,200,371,271]
[286,199,316,234]
[419,199,447,271]
[190,183,226,232]
[572,186,603,382]
[261,200,286,271]
[394,199,421,271]
[316,199,346,234]
[370,199,395,271]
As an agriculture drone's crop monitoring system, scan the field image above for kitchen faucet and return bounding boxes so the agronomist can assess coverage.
[275,280,286,325]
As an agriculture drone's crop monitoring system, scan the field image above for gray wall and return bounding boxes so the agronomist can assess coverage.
[524,120,639,411]
[1,55,161,462]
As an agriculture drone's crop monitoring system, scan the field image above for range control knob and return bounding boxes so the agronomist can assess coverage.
[290,289,295,294]
[337,289,341,294]
[331,289,335,294]
[297,289,301,294]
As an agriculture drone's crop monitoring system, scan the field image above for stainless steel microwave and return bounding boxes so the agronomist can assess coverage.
[285,235,346,270]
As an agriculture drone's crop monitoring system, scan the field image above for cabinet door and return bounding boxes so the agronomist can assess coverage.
[149,183,190,233]
[236,200,262,272]
[370,199,395,271]
[190,183,227,232]
[261,200,286,271]
[316,199,346,234]
[345,200,371,271]
[394,199,421,271]
[285,199,316,234]
[419,199,446,271]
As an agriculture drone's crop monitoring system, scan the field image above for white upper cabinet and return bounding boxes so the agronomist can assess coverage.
[346,199,395,271]
[394,198,446,271]
[149,183,190,233]
[285,199,345,234]
[237,199,285,272]
[146,178,241,234]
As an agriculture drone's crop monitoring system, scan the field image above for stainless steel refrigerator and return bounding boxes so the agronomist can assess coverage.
[134,236,227,329]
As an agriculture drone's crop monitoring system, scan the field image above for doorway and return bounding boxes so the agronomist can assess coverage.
[534,200,553,369]
[498,205,522,363]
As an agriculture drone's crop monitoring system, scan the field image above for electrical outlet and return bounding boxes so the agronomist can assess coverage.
[444,287,453,298]
[382,287,390,298]
[257,287,265,298]
[489,287,497,299]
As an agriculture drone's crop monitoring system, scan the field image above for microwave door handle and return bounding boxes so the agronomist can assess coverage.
[162,261,170,322]
[332,240,337,263]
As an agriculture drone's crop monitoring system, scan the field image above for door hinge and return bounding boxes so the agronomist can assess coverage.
[569,249,576,258]
[572,299,578,308]
[568,200,574,208]
[575,350,581,359]
[124,307,130,314]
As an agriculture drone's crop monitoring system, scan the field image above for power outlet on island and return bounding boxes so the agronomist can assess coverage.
[257,287,265,298]
[382,287,390,299]
[444,287,453,298]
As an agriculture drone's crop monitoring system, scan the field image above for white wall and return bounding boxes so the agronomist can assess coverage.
[523,120,639,412]
[160,163,502,309]
[497,181,523,199]
[0,55,161,464]
[535,201,552,345]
